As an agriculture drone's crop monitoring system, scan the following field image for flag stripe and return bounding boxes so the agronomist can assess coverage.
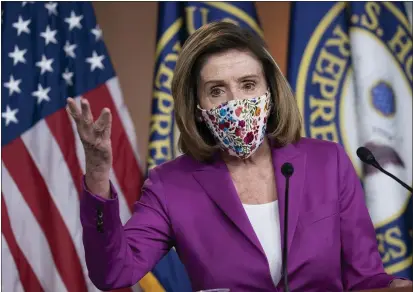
[46,108,84,197]
[83,81,143,210]
[2,163,66,292]
[109,168,133,224]
[2,139,88,292]
[2,195,43,292]
[22,119,102,292]
[106,78,142,169]
[1,234,26,292]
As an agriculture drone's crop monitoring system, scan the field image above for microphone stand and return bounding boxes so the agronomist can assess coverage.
[281,162,294,292]
[372,163,413,193]
[282,175,290,292]
[357,146,413,281]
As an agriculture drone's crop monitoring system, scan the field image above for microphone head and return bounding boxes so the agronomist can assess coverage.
[356,146,377,165]
[281,162,294,178]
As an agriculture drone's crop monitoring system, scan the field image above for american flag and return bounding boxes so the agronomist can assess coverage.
[2,2,144,291]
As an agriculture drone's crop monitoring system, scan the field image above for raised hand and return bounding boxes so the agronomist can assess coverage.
[66,97,113,198]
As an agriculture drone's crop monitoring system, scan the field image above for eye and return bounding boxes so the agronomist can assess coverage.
[243,81,256,91]
[210,87,223,97]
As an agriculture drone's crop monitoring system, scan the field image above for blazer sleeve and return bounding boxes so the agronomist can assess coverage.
[80,167,173,291]
[336,143,398,290]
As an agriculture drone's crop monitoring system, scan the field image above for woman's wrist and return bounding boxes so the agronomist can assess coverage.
[85,172,111,199]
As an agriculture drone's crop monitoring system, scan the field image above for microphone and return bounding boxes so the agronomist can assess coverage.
[356,146,412,193]
[281,162,294,292]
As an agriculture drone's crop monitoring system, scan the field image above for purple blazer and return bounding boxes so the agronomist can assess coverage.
[80,138,397,291]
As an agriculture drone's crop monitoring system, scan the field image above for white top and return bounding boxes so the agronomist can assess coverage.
[242,201,282,286]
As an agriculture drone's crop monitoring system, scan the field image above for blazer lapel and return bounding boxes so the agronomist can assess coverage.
[192,158,263,253]
[192,141,307,260]
[272,142,307,260]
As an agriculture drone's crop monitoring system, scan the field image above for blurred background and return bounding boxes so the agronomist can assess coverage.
[2,1,412,292]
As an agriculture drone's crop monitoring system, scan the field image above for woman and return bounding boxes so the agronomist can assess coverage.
[67,22,411,291]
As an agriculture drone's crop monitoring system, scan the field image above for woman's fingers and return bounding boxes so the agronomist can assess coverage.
[66,97,81,123]
[80,98,94,126]
[94,108,112,136]
[67,97,112,141]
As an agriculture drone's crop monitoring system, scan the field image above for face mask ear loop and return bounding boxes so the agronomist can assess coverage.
[195,104,204,122]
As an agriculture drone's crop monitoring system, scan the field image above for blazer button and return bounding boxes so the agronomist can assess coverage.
[97,219,104,233]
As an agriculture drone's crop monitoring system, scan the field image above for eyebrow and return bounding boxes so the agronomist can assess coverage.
[202,74,260,87]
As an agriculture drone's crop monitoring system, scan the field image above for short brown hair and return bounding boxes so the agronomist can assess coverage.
[172,21,302,162]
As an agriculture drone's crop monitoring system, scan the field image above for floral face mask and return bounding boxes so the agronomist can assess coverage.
[198,91,272,159]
